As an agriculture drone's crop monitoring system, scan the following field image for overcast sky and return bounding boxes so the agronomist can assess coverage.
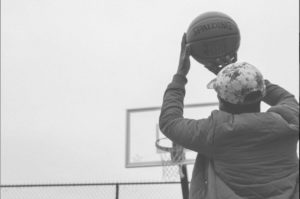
[1,0,299,184]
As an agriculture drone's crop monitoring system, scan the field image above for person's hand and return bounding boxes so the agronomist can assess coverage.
[204,52,237,75]
[176,33,191,76]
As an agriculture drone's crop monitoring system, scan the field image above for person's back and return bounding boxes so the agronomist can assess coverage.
[208,110,299,198]
[159,43,299,199]
[188,84,299,198]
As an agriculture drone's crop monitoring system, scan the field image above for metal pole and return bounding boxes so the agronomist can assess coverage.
[115,183,119,199]
[180,165,189,199]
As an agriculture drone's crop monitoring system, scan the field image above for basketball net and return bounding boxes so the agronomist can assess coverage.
[156,138,186,181]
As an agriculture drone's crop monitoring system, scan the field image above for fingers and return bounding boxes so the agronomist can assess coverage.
[180,33,191,61]
[181,45,191,65]
[204,53,238,75]
[225,55,232,63]
[216,58,223,66]
[181,33,191,56]
[216,54,235,68]
[232,52,237,63]
[185,44,191,57]
[181,33,187,50]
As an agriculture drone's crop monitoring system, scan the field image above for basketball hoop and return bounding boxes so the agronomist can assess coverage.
[155,138,186,163]
[155,138,187,180]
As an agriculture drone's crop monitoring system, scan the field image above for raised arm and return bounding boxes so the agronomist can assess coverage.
[159,74,212,154]
[159,34,212,155]
[263,80,299,126]
[263,80,298,108]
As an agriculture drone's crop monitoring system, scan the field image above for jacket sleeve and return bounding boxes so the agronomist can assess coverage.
[159,74,212,155]
[263,80,299,126]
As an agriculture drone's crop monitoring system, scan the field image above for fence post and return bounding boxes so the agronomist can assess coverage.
[115,183,119,199]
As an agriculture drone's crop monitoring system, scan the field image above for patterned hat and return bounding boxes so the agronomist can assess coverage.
[207,62,266,104]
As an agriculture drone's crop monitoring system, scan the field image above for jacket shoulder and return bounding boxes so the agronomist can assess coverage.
[267,104,299,127]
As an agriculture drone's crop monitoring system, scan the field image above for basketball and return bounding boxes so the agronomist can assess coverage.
[186,11,240,65]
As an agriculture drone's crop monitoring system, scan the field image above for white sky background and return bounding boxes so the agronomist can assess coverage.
[1,0,299,184]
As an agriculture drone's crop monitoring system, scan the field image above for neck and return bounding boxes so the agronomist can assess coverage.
[219,97,261,114]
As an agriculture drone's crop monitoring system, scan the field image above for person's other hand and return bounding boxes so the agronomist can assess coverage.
[204,52,237,75]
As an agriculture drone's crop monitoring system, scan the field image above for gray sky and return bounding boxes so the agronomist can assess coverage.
[1,0,299,184]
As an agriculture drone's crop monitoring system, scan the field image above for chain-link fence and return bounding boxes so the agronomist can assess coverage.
[0,181,188,199]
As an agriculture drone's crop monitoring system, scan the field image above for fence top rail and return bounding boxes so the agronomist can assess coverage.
[0,181,188,188]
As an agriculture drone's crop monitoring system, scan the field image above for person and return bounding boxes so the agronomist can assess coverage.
[159,33,299,199]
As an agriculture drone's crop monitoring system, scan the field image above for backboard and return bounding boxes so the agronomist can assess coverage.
[125,102,219,168]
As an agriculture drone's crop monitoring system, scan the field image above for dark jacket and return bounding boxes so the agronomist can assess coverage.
[159,74,299,199]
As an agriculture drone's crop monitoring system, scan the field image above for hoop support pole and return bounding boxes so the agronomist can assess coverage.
[180,164,189,199]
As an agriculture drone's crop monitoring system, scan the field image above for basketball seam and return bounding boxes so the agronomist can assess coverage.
[187,33,240,43]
